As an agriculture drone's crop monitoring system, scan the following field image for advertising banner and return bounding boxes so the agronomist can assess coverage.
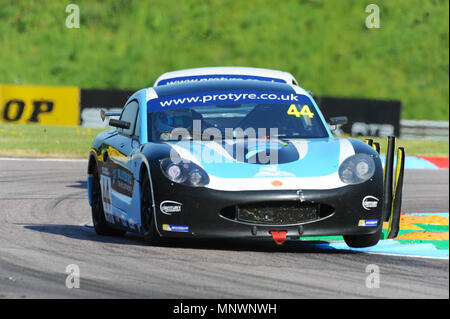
[0,84,80,126]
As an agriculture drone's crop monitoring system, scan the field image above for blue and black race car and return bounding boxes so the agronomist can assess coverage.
[87,79,385,248]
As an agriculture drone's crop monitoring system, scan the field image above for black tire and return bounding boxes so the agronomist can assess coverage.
[141,171,161,245]
[343,226,382,248]
[91,165,126,237]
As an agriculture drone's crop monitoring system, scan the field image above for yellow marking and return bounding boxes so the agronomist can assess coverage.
[396,232,449,241]
[384,214,449,231]
[401,215,449,226]
[372,143,379,153]
[387,146,405,237]
[384,214,449,241]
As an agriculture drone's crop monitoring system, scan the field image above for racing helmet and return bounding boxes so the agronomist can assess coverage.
[154,109,193,131]
[154,109,203,140]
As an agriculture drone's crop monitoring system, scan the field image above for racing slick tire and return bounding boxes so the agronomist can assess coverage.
[91,165,126,237]
[141,171,162,245]
[343,226,382,248]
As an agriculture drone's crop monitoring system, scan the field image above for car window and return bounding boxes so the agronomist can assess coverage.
[120,100,139,136]
[134,112,140,138]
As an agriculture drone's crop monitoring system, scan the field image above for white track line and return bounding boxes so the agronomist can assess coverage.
[362,251,448,260]
[0,157,87,162]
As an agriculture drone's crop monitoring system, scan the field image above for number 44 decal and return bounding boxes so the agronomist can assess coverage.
[287,104,314,118]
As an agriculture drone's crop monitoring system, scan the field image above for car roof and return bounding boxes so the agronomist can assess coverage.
[154,67,298,86]
[150,79,308,99]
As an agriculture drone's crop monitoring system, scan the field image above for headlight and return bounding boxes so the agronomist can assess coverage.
[339,153,376,185]
[188,169,203,186]
[160,158,209,187]
[167,164,184,183]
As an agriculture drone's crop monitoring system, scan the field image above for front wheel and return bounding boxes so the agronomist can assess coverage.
[91,165,126,237]
[343,226,382,248]
[141,172,161,245]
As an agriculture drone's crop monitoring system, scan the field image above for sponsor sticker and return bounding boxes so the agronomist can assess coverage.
[101,166,110,176]
[362,195,379,210]
[253,165,295,178]
[162,224,189,232]
[111,167,133,196]
[160,200,183,214]
[358,219,378,227]
[271,180,283,187]
[100,174,112,215]
[157,74,286,86]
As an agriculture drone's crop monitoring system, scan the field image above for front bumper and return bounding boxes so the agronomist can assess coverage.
[151,175,383,239]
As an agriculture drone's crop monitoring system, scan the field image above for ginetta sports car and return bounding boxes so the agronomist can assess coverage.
[87,80,384,248]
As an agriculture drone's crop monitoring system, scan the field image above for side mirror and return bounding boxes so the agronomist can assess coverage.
[109,118,130,130]
[329,116,348,125]
[328,116,348,135]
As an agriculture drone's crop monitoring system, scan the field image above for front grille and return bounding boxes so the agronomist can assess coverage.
[237,202,317,224]
[222,201,328,225]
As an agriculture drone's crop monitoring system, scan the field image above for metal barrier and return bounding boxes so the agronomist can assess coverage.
[400,120,449,141]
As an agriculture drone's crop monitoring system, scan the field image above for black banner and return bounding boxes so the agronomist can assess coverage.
[81,89,134,109]
[315,96,401,137]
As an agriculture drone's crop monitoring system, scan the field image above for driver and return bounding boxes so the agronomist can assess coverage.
[154,108,203,141]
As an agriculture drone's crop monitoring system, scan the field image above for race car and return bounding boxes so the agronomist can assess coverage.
[87,79,385,248]
[154,66,299,86]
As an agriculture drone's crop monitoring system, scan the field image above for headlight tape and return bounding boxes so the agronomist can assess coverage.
[381,136,395,223]
[387,147,405,239]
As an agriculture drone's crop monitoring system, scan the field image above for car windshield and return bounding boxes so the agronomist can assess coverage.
[147,89,330,142]
[149,103,329,142]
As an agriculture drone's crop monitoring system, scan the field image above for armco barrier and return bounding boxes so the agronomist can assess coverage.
[400,119,449,141]
[0,84,80,126]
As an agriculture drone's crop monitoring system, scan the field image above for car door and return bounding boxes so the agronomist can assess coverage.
[107,100,140,219]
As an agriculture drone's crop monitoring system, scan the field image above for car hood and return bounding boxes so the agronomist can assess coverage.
[165,138,356,191]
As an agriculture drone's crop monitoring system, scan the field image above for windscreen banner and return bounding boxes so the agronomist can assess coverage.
[147,90,315,112]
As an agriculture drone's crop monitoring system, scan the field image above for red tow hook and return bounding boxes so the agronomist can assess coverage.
[270,231,287,245]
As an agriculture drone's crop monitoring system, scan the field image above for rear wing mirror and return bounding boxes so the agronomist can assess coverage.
[328,116,348,134]
[109,118,131,130]
[99,109,129,129]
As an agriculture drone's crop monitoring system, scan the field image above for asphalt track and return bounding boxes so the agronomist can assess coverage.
[0,159,448,298]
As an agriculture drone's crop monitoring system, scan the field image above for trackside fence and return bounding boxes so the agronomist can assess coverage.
[400,120,449,141]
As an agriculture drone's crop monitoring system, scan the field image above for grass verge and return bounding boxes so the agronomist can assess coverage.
[0,124,448,159]
[356,136,449,158]
[0,124,105,159]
